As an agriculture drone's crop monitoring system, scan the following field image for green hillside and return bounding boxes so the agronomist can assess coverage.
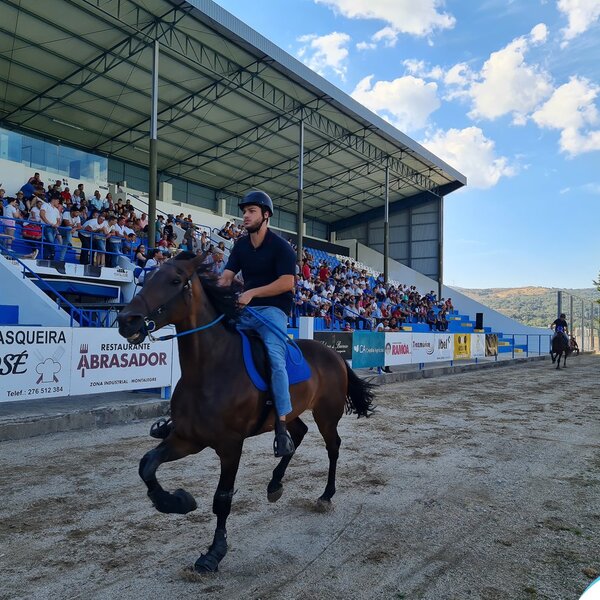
[453,287,599,328]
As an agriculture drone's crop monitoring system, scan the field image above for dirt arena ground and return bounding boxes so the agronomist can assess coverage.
[1,355,599,600]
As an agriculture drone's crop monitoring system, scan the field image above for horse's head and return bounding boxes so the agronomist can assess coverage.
[118,252,205,344]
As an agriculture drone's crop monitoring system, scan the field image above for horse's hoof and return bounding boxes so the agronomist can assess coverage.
[173,489,198,514]
[267,484,283,503]
[148,488,197,514]
[315,497,333,512]
[194,554,219,574]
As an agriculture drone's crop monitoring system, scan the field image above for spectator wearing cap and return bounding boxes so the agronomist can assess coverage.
[211,248,226,276]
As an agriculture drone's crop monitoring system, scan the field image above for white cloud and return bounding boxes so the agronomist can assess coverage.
[421,127,516,188]
[402,59,444,80]
[557,0,600,45]
[315,0,455,46]
[296,32,351,79]
[356,40,376,51]
[532,76,600,155]
[530,22,549,44]
[351,75,441,132]
[461,25,553,124]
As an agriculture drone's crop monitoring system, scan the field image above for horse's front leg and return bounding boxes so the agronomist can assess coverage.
[195,440,243,573]
[139,434,203,514]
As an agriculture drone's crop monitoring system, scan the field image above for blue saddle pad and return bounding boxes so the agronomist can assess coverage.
[238,329,311,392]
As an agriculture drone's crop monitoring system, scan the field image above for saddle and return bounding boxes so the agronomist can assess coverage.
[149,329,311,440]
[237,329,311,392]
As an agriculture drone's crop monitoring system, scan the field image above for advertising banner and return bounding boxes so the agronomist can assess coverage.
[435,333,454,361]
[383,332,412,366]
[411,333,436,363]
[315,331,352,361]
[485,333,499,357]
[471,333,486,358]
[352,331,385,368]
[454,334,471,359]
[70,328,174,395]
[0,327,72,402]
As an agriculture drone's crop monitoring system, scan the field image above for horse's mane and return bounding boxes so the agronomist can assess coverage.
[174,251,242,326]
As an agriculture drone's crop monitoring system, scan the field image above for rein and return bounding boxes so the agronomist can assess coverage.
[136,264,225,342]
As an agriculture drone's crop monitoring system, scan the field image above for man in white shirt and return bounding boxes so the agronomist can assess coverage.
[105,215,122,267]
[57,207,82,262]
[40,195,61,259]
[139,248,163,284]
[29,199,43,222]
[80,211,108,267]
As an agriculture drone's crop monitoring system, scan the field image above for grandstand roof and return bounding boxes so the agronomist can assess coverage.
[0,0,466,227]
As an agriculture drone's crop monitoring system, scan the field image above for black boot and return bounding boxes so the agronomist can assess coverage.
[273,419,295,458]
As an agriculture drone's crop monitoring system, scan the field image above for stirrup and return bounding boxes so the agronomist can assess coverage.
[273,431,295,458]
[150,417,172,439]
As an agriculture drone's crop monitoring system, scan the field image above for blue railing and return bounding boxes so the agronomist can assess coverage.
[0,215,138,266]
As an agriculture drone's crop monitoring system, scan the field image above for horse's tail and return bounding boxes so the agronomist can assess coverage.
[344,362,376,418]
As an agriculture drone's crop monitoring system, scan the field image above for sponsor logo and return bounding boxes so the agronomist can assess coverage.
[353,344,382,354]
[438,336,452,349]
[413,340,434,355]
[385,343,409,356]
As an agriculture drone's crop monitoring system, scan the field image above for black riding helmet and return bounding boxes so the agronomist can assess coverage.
[238,190,274,217]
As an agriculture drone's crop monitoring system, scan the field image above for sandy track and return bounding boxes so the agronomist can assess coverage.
[1,355,599,600]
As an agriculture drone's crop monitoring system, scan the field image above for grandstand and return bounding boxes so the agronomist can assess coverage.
[0,0,551,380]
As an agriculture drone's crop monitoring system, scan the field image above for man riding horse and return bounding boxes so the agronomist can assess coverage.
[218,190,296,458]
[551,313,569,347]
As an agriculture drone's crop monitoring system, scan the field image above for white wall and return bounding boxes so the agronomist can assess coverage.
[0,158,103,199]
[336,239,438,292]
[0,255,73,327]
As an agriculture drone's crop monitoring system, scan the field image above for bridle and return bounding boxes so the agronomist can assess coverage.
[134,263,224,342]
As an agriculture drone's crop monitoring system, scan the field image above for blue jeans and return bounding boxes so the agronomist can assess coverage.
[42,225,57,259]
[57,227,71,261]
[237,306,292,417]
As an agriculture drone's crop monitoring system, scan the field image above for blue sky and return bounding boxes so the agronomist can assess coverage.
[213,0,600,289]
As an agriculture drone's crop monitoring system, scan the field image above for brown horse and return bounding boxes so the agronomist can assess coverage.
[117,252,374,573]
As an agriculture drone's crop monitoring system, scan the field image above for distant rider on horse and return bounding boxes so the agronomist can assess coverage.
[218,190,297,458]
[551,313,569,347]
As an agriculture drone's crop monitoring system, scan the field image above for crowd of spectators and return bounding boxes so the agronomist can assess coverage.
[1,179,451,330]
[292,249,453,332]
[0,173,150,266]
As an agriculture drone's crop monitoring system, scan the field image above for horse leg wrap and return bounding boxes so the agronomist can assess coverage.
[194,528,228,573]
[212,488,234,516]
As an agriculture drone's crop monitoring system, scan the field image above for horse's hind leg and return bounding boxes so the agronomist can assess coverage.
[313,404,343,505]
[267,417,308,503]
[139,434,203,514]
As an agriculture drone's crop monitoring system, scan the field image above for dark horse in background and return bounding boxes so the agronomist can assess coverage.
[117,252,374,574]
[550,333,571,369]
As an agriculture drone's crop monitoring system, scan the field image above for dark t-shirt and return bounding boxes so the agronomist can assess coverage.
[225,229,296,314]
[552,318,568,332]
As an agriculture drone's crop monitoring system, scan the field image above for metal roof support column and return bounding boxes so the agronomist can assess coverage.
[148,40,159,249]
[438,195,444,297]
[383,163,389,284]
[296,120,304,262]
